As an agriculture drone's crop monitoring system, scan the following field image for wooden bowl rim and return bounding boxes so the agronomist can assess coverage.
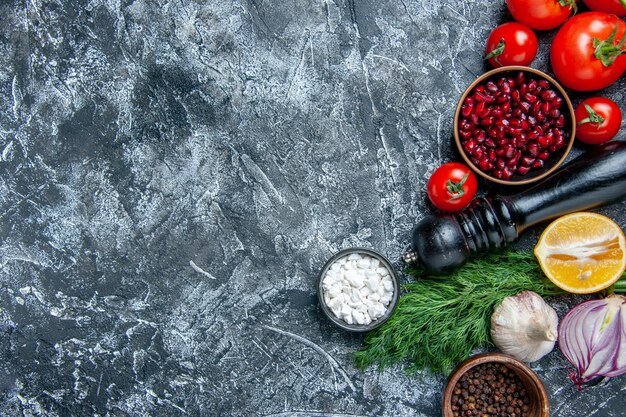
[453,65,576,186]
[442,352,549,417]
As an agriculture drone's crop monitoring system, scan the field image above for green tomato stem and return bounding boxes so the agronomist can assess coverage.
[593,24,626,67]
[577,103,605,129]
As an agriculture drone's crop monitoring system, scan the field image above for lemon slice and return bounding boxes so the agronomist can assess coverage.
[534,212,626,294]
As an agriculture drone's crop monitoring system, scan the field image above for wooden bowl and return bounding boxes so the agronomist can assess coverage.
[454,66,575,186]
[442,353,549,417]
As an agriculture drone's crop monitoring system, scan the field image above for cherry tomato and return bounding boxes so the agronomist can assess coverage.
[427,163,478,212]
[582,0,626,16]
[551,12,626,91]
[575,97,622,144]
[485,23,538,68]
[506,0,576,31]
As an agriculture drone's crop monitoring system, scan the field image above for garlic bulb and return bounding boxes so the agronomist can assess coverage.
[491,290,558,362]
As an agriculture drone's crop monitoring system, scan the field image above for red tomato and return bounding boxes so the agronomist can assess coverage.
[582,0,626,16]
[551,12,626,91]
[427,163,477,212]
[575,97,622,144]
[506,0,576,31]
[485,23,538,68]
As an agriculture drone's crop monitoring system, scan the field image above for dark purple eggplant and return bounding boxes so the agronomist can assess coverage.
[403,141,626,273]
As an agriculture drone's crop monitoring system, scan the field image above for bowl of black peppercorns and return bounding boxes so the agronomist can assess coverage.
[442,353,549,417]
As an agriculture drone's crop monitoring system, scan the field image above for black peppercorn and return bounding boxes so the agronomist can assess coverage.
[450,363,531,417]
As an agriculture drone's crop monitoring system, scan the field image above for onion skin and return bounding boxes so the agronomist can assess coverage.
[558,295,626,390]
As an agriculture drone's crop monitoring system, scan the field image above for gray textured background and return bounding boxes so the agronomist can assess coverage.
[1,0,625,416]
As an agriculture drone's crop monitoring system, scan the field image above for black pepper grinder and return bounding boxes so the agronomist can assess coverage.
[402,140,626,274]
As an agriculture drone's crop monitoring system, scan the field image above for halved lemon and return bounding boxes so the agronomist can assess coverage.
[534,212,626,294]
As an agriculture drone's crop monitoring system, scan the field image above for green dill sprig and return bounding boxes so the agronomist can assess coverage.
[354,251,566,374]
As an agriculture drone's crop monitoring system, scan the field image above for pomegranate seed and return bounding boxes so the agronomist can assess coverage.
[486,81,498,93]
[554,136,566,148]
[549,144,558,152]
[492,107,503,118]
[542,90,557,101]
[519,101,531,113]
[532,160,544,169]
[470,113,480,125]
[515,72,525,86]
[461,105,472,117]
[527,115,537,126]
[511,90,520,101]
[501,82,511,95]
[473,147,485,159]
[538,136,551,149]
[527,143,540,157]
[501,103,511,113]
[510,119,521,128]
[476,101,486,114]
[502,167,514,180]
[493,169,504,179]
[479,158,490,171]
[504,145,515,158]
[527,130,539,140]
[531,101,542,115]
[517,166,531,175]
[489,149,497,161]
[475,85,485,94]
[477,107,490,118]
[480,117,494,127]
[536,112,546,122]
[496,148,506,157]
[521,156,536,167]
[538,80,550,89]
[549,109,560,118]
[460,130,472,140]
[474,130,486,142]
[487,128,499,138]
[496,94,509,104]
[464,140,477,153]
[524,93,538,103]
[520,84,528,97]
[464,96,475,107]
[556,115,565,128]
[460,120,473,131]
[520,120,530,131]
[551,97,563,108]
[528,80,537,91]
[497,138,508,147]
[542,102,551,114]
[538,151,550,161]
[485,138,496,148]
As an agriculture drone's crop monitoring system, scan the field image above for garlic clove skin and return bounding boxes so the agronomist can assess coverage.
[491,290,559,363]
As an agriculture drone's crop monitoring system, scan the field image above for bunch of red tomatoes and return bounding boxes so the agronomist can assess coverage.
[487,0,625,145]
[427,0,625,213]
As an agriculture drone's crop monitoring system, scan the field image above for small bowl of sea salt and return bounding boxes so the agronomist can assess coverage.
[317,248,399,332]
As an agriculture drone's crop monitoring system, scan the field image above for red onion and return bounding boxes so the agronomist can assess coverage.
[558,294,626,390]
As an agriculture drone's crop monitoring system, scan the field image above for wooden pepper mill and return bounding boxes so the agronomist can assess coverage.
[402,141,626,273]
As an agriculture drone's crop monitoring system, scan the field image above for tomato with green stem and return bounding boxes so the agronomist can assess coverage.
[506,0,576,31]
[582,0,626,17]
[551,12,626,91]
[427,163,478,212]
[485,23,538,68]
[575,97,622,145]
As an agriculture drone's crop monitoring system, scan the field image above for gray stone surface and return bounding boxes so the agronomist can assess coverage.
[0,0,625,416]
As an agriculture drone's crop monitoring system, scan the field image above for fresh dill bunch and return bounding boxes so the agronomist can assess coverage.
[353,251,566,374]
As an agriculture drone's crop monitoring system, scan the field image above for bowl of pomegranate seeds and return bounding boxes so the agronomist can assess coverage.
[454,66,575,185]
